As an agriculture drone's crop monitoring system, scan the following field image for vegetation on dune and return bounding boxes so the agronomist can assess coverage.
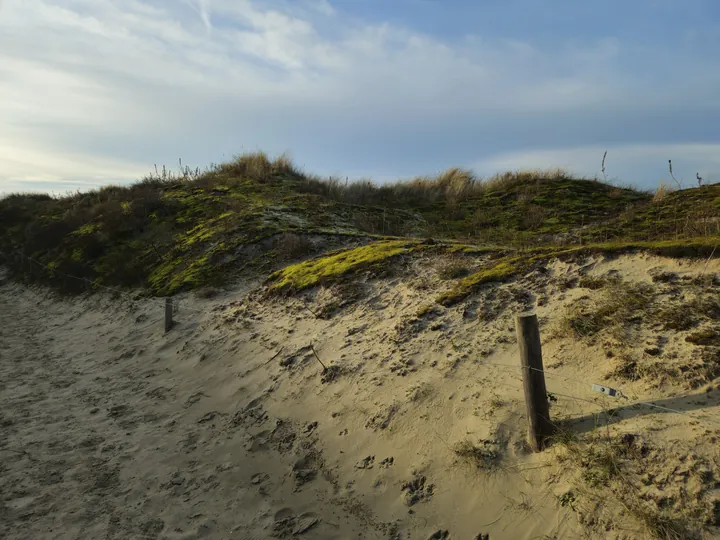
[553,268,720,387]
[434,237,719,307]
[436,258,471,280]
[554,430,716,539]
[264,238,496,293]
[437,256,526,306]
[297,167,656,243]
[266,240,417,293]
[560,281,655,343]
[0,151,718,295]
[586,183,720,242]
[0,153,419,294]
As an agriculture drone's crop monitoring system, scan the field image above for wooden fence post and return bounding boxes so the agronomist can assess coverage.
[165,298,174,333]
[515,312,553,451]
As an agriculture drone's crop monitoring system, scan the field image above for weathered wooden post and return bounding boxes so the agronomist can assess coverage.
[165,298,174,333]
[515,312,553,451]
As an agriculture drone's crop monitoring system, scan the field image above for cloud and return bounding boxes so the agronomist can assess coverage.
[185,0,212,30]
[309,0,335,16]
[1,0,720,193]
[0,139,147,195]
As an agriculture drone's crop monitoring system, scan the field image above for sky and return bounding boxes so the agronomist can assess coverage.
[2,0,720,194]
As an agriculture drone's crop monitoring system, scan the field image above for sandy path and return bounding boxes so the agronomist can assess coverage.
[0,271,579,540]
[0,277,376,540]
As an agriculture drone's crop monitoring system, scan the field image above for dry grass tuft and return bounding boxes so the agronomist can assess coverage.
[685,327,720,346]
[653,183,674,202]
[217,151,299,182]
[658,294,720,331]
[554,429,710,539]
[484,168,569,191]
[406,382,435,402]
[559,281,654,343]
[577,274,618,290]
[437,258,471,280]
[623,499,695,540]
[273,233,314,260]
[453,438,500,469]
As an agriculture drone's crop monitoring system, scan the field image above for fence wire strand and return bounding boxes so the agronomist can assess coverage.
[4,248,720,428]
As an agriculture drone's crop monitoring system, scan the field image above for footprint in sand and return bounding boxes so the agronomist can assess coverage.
[247,430,270,452]
[401,473,434,506]
[292,454,319,487]
[272,508,320,537]
[379,457,394,468]
[184,391,208,408]
[355,455,375,470]
[107,404,129,418]
[250,472,269,485]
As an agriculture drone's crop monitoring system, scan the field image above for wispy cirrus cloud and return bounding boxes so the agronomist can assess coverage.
[1,0,719,194]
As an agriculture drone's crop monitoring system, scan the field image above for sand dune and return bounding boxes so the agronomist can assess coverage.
[2,252,720,539]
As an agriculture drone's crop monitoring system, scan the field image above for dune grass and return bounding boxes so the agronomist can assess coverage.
[1,151,717,295]
[553,429,713,539]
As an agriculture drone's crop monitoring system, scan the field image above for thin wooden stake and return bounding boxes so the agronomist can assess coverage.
[515,312,553,451]
[701,245,717,276]
[310,344,327,371]
[165,298,174,333]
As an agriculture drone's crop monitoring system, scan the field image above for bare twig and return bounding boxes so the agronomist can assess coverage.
[263,347,285,366]
[701,245,717,277]
[301,299,321,319]
[310,344,328,371]
[601,151,607,182]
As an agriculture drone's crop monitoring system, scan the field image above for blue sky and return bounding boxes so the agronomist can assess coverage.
[1,0,720,194]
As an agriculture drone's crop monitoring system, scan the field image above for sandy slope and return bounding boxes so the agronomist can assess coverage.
[1,253,720,540]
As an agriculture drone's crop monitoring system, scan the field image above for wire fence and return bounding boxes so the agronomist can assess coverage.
[3,247,720,431]
[479,358,720,428]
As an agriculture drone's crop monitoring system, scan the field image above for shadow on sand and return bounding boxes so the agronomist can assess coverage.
[556,388,720,435]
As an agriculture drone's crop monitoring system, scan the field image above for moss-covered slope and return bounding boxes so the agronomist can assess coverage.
[1,152,718,295]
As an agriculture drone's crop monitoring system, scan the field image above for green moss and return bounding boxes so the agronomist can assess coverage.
[149,243,229,295]
[72,223,100,236]
[586,184,720,243]
[446,243,508,255]
[434,237,719,306]
[437,257,525,306]
[181,212,235,248]
[266,240,416,292]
